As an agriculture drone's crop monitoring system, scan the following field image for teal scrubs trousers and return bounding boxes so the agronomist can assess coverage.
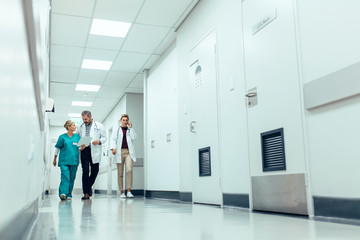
[59,165,78,198]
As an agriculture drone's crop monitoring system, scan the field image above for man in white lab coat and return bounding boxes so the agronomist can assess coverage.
[77,110,106,200]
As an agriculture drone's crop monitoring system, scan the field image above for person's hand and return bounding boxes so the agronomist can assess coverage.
[53,159,57,166]
[80,144,85,151]
[112,148,117,155]
[129,121,132,128]
[92,140,100,145]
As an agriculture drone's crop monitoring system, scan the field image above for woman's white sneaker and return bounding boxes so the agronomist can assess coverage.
[120,193,126,198]
[126,192,134,198]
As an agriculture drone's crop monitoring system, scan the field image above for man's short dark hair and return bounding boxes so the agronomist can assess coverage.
[81,110,92,117]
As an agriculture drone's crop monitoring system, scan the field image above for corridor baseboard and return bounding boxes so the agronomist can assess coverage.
[0,198,37,240]
[313,196,360,223]
[223,193,249,208]
[145,190,179,200]
[94,189,145,196]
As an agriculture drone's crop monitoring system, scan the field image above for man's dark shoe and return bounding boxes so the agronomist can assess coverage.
[81,193,90,200]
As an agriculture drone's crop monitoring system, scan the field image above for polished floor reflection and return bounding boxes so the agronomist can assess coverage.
[29,194,360,240]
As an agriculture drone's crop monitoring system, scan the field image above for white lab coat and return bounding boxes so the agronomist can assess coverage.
[110,126,137,163]
[77,120,107,164]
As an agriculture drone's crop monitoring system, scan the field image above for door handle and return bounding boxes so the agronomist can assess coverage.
[190,121,197,133]
[245,92,257,97]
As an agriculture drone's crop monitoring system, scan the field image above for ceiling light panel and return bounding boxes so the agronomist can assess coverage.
[75,84,100,92]
[90,19,131,38]
[81,59,112,70]
[72,101,93,107]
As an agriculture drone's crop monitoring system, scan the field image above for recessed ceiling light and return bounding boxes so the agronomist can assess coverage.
[90,19,131,38]
[81,59,112,70]
[75,84,100,92]
[69,117,83,125]
[68,113,81,118]
[72,101,92,107]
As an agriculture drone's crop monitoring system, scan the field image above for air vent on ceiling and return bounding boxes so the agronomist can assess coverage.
[261,128,286,172]
[199,147,211,176]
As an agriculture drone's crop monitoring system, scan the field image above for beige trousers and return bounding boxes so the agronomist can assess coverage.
[117,149,133,190]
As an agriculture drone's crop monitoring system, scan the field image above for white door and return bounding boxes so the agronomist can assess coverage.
[189,30,222,205]
[242,0,308,215]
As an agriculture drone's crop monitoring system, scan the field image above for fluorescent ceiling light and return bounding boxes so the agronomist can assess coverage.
[69,117,83,126]
[72,101,92,107]
[81,59,112,70]
[75,84,100,92]
[90,19,131,38]
[68,113,81,118]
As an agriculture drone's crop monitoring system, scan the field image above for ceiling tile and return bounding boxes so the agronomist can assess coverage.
[122,24,170,53]
[52,0,96,17]
[69,106,88,113]
[136,0,194,27]
[73,91,99,98]
[144,54,161,69]
[93,0,144,22]
[155,29,176,54]
[51,14,91,47]
[50,117,70,127]
[76,69,109,85]
[52,95,73,106]
[50,45,84,68]
[86,35,124,50]
[92,97,119,108]
[111,52,150,72]
[83,48,119,61]
[125,87,144,93]
[128,74,144,88]
[97,86,126,98]
[50,66,79,83]
[52,105,70,114]
[103,71,136,87]
[50,82,75,96]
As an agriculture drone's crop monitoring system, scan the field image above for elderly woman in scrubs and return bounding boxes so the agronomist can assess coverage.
[53,120,82,200]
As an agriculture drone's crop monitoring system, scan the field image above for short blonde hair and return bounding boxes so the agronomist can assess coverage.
[64,120,75,130]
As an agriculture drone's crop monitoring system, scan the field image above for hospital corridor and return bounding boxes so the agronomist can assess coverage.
[1,0,360,239]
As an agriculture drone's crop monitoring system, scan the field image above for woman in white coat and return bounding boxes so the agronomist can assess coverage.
[110,114,137,198]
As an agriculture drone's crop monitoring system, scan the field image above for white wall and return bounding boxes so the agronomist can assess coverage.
[297,0,360,198]
[0,0,49,231]
[177,0,249,194]
[146,45,180,191]
[97,93,144,192]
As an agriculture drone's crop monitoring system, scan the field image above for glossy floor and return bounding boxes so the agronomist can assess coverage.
[28,194,360,240]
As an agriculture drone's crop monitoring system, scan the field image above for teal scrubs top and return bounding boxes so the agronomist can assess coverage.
[55,133,80,166]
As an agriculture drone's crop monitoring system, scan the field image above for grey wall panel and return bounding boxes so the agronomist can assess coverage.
[304,62,360,110]
[252,174,308,215]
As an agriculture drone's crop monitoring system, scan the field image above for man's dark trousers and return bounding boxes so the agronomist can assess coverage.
[81,147,99,195]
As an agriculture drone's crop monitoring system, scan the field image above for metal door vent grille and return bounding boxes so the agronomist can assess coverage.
[199,147,211,176]
[261,128,286,172]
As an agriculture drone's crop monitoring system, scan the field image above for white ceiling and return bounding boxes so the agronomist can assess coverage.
[49,0,199,126]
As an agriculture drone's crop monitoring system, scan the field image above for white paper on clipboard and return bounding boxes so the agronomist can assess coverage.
[77,136,92,147]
